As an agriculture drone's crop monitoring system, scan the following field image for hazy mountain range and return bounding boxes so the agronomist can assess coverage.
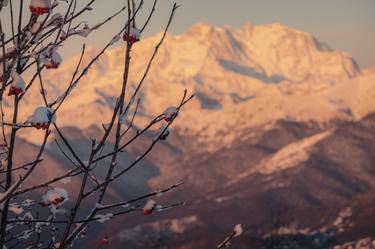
[7,22,375,248]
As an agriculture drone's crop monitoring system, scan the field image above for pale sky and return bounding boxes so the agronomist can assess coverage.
[2,0,375,67]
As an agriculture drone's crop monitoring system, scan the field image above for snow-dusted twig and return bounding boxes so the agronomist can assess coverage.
[217,224,243,248]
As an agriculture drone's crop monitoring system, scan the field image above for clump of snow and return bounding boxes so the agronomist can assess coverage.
[94,213,113,223]
[41,188,68,208]
[142,200,156,215]
[233,224,243,237]
[8,71,26,96]
[123,26,141,44]
[217,223,244,248]
[29,106,56,130]
[163,107,177,122]
[78,24,91,38]
[21,199,36,207]
[45,50,63,69]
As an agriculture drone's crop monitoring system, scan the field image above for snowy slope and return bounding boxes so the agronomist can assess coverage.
[8,22,375,150]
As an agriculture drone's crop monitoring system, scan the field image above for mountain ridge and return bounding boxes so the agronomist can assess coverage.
[13,22,375,151]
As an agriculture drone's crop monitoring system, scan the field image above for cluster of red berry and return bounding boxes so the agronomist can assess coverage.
[8,86,24,96]
[29,6,50,15]
[123,34,140,44]
[32,122,49,130]
[45,60,60,69]
[163,107,177,122]
[100,236,109,245]
[123,27,141,45]
[40,196,65,208]
[142,200,157,216]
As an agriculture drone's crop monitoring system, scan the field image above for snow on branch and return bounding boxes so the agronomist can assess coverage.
[217,224,243,248]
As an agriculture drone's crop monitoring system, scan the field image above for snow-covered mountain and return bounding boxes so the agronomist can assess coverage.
[12,22,375,150]
[7,22,375,248]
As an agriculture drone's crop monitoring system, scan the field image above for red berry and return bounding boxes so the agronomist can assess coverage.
[143,209,153,216]
[123,34,139,45]
[8,86,23,96]
[29,6,49,15]
[100,236,109,245]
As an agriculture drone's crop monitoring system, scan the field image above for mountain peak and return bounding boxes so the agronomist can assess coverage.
[242,22,254,31]
[185,23,214,36]
[264,22,295,30]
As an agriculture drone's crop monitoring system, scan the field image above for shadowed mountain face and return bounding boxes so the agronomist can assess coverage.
[96,113,375,249]
[8,22,375,248]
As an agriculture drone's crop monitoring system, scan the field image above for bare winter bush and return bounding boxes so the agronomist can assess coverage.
[0,0,192,248]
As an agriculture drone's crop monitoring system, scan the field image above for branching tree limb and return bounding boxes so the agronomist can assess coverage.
[0,1,191,248]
